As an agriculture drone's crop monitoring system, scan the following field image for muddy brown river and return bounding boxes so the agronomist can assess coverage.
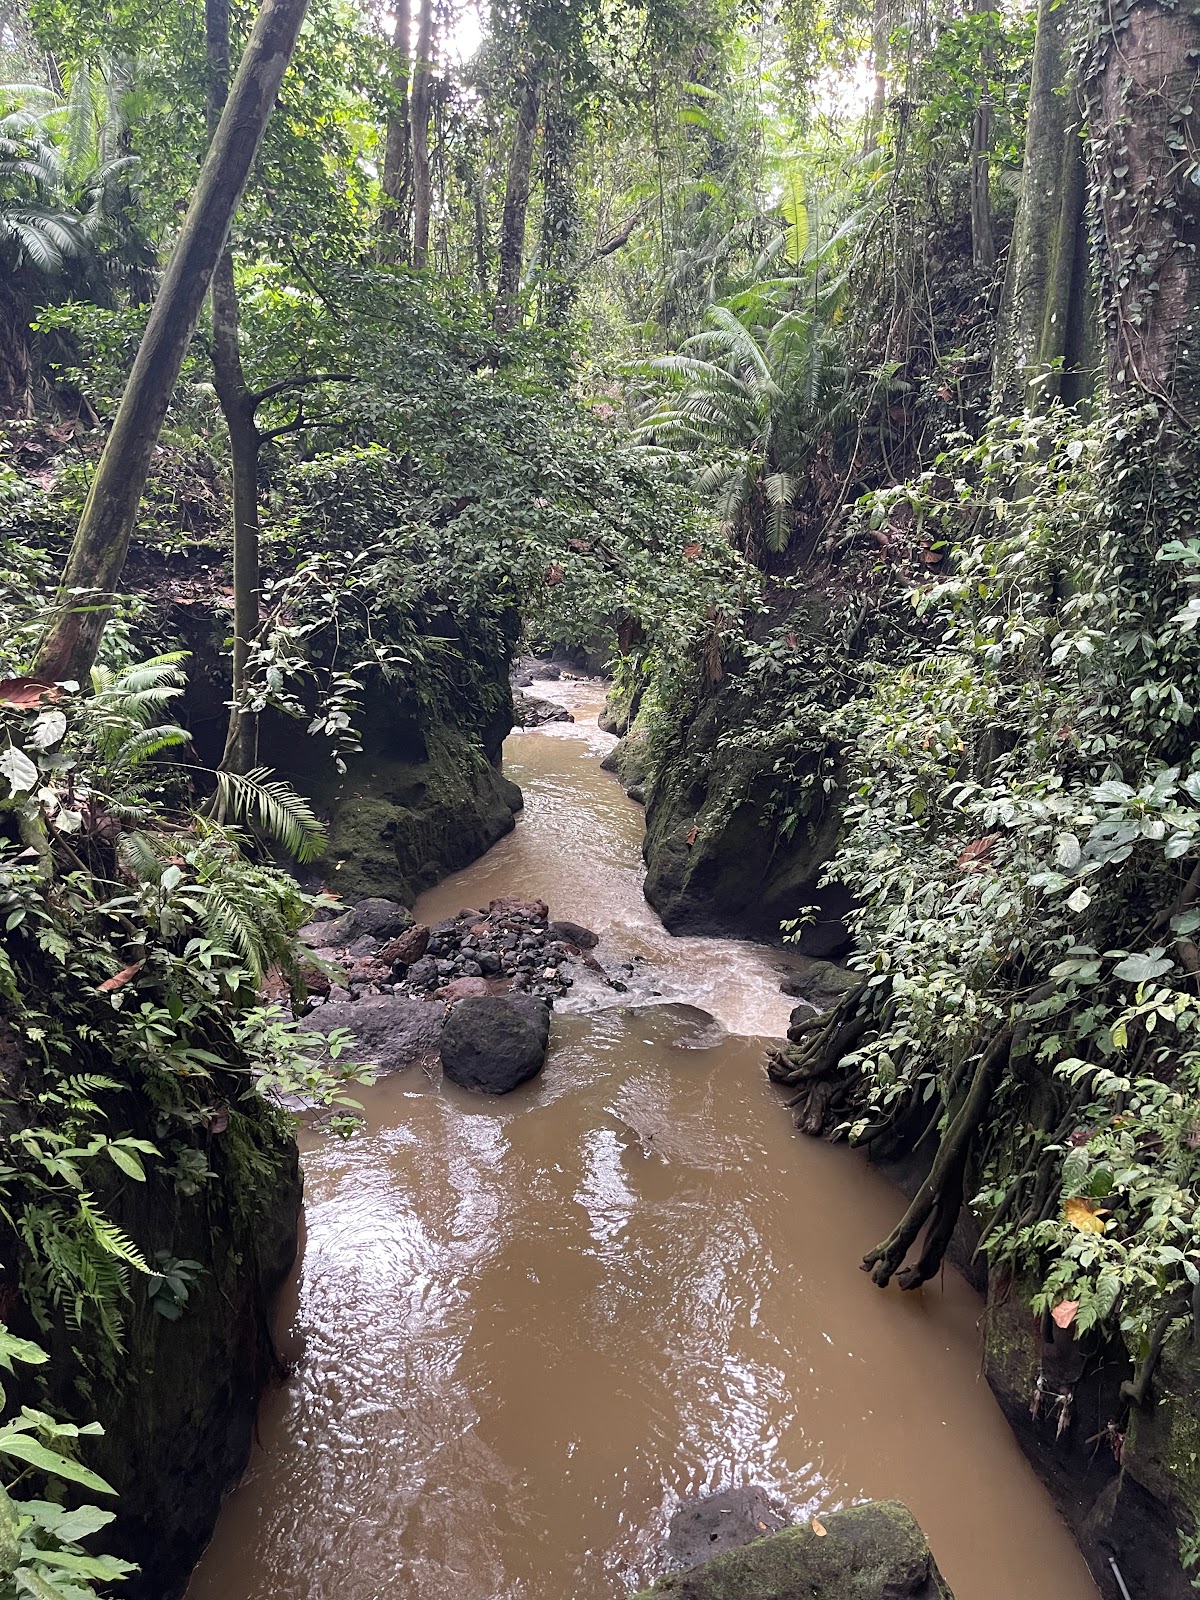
[188,680,1098,1600]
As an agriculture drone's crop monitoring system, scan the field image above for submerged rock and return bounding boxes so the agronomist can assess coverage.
[308,994,444,1072]
[440,994,550,1093]
[546,919,599,949]
[636,1501,953,1600]
[665,1487,790,1567]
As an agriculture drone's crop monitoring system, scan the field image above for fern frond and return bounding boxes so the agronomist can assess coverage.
[212,768,326,864]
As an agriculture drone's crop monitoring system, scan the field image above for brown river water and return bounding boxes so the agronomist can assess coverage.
[188,679,1098,1600]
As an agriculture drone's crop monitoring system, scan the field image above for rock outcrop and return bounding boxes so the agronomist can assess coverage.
[636,1501,953,1600]
[640,676,851,952]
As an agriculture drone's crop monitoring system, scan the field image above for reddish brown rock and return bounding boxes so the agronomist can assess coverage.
[434,976,491,1002]
[489,896,549,920]
[380,924,430,967]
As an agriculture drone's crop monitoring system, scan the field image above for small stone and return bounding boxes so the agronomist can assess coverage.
[489,896,550,921]
[434,976,490,1002]
[406,957,439,989]
[345,934,380,959]
[460,960,483,978]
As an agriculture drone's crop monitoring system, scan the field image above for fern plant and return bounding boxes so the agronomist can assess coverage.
[636,300,847,559]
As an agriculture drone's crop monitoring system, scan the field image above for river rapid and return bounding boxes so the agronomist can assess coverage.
[187,679,1098,1600]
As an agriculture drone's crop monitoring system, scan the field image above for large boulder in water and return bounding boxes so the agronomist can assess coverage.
[307,994,444,1073]
[440,995,550,1094]
[635,1501,953,1600]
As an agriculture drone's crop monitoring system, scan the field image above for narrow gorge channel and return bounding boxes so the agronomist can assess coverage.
[187,679,1098,1600]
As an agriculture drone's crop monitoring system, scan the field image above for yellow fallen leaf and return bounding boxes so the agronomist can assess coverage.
[811,1518,827,1536]
[1064,1197,1107,1234]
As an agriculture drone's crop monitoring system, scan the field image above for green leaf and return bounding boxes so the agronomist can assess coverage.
[104,1146,145,1182]
[14,1566,67,1600]
[1112,952,1176,981]
[0,1432,115,1496]
[0,1485,20,1577]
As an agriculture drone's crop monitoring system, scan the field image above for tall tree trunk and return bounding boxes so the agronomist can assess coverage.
[1086,0,1200,420]
[538,70,579,331]
[865,0,889,152]
[493,60,542,332]
[207,0,261,775]
[992,0,1089,410]
[34,0,309,686]
[969,0,996,271]
[409,0,435,268]
[379,0,412,251]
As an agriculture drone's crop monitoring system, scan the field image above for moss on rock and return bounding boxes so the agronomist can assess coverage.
[634,1501,953,1600]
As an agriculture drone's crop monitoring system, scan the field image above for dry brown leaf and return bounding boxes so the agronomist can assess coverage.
[98,961,144,993]
[685,825,698,847]
[205,1106,229,1135]
[1051,1299,1080,1330]
[682,542,701,561]
[1064,1197,1108,1235]
[0,677,61,708]
[811,1518,827,1537]
[544,563,565,587]
[957,833,999,870]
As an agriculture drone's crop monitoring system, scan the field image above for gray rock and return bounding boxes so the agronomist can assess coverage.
[405,957,439,989]
[439,995,550,1094]
[635,1500,953,1599]
[344,934,380,959]
[297,910,358,949]
[781,960,864,1008]
[307,995,444,1073]
[666,1487,790,1568]
[352,898,414,939]
[545,919,600,949]
[513,691,573,728]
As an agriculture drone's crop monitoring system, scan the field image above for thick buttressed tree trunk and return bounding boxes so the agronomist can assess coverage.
[409,0,435,268]
[34,0,310,686]
[1086,0,1200,421]
[207,0,261,775]
[493,60,542,332]
[379,0,413,251]
[993,0,1090,410]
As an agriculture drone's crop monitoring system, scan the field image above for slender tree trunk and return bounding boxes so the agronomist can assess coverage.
[207,0,261,774]
[379,0,412,251]
[34,0,309,685]
[1086,0,1200,419]
[539,70,579,330]
[992,0,1088,410]
[472,175,491,298]
[969,0,996,271]
[409,0,435,268]
[865,0,889,152]
[493,61,542,332]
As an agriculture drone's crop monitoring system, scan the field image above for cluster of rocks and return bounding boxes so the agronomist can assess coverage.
[296,894,600,1010]
[291,894,605,1095]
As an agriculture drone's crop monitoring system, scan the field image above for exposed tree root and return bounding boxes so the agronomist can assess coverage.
[861,1026,1013,1289]
[765,978,880,1136]
[1121,1291,1192,1407]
